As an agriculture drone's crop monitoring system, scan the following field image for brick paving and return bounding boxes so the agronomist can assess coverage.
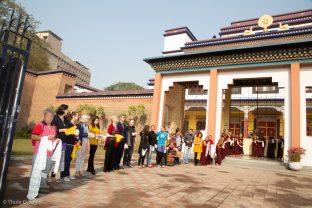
[3,154,312,208]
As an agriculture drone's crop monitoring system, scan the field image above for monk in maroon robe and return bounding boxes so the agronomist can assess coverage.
[251,136,258,157]
[277,136,284,160]
[267,134,276,159]
[228,134,235,156]
[235,134,244,155]
[256,136,265,157]
[215,138,224,165]
[200,136,213,165]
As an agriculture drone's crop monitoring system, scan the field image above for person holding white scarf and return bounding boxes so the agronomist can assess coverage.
[75,114,91,177]
[28,109,61,198]
[138,125,150,168]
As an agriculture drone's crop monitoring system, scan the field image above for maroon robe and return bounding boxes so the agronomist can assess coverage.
[228,139,235,155]
[277,139,284,159]
[234,139,241,155]
[215,145,223,165]
[256,140,265,157]
[252,141,258,157]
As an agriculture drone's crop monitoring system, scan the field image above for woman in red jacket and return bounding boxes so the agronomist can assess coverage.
[103,116,119,172]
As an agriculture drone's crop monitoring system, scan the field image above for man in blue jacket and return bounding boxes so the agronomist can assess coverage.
[114,115,127,169]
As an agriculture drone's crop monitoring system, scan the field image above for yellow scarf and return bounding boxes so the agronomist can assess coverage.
[115,134,124,143]
[71,144,81,160]
[65,125,77,135]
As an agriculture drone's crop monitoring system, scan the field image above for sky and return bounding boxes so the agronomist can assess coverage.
[15,0,312,89]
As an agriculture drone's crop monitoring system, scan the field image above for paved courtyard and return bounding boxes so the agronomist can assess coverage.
[3,154,312,208]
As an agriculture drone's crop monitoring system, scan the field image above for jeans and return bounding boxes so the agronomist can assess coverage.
[123,146,133,166]
[61,145,73,178]
[183,146,192,164]
[146,145,154,166]
[88,144,98,171]
[156,151,166,166]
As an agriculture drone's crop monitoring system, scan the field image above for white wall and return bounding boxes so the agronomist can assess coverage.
[300,66,312,167]
[158,72,210,130]
[163,33,192,54]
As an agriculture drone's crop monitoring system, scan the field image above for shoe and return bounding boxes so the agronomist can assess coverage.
[148,165,153,168]
[63,177,70,182]
[87,169,92,173]
[69,176,76,180]
[39,188,50,194]
[55,178,63,183]
[91,170,96,175]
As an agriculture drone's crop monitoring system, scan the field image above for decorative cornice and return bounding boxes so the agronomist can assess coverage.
[26,69,77,78]
[144,40,312,72]
[184,26,312,49]
[56,89,154,99]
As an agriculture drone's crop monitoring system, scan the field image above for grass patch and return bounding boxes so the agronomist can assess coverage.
[12,137,33,156]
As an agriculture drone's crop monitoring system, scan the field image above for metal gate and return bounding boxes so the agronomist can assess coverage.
[0,9,31,201]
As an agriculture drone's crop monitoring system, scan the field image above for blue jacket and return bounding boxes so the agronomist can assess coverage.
[117,122,127,143]
[77,123,89,143]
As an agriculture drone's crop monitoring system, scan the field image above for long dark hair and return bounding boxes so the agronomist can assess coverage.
[91,116,100,128]
[56,104,69,116]
[140,125,150,136]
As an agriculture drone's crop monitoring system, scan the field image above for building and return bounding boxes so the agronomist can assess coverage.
[36,30,91,85]
[17,9,312,166]
[144,9,312,166]
[17,69,153,138]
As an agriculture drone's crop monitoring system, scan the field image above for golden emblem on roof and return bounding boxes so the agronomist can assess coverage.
[258,15,273,32]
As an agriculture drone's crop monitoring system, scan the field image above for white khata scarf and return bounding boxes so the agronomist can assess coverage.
[27,137,59,200]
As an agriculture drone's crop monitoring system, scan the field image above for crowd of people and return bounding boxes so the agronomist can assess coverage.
[26,103,284,200]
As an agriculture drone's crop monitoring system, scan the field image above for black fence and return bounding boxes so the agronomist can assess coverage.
[0,9,31,202]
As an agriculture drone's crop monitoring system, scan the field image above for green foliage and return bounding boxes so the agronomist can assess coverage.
[104,82,144,91]
[0,0,50,71]
[96,106,105,118]
[15,125,33,138]
[128,104,145,116]
[128,104,146,126]
[76,104,105,117]
[48,105,58,114]
[119,111,128,118]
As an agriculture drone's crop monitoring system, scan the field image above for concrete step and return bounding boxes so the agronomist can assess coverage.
[222,155,312,176]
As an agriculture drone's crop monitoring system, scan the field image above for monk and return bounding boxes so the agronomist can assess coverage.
[200,135,214,165]
[277,136,284,160]
[251,136,258,157]
[234,133,244,155]
[267,131,276,159]
[227,132,235,156]
[256,135,265,157]
[215,138,224,165]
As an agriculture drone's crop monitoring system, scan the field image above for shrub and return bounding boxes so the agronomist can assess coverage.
[287,147,306,162]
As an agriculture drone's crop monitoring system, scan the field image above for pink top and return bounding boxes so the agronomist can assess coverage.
[31,122,57,157]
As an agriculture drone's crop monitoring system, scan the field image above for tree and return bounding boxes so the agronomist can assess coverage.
[0,0,50,71]
[76,104,105,118]
[128,104,146,126]
[104,82,144,91]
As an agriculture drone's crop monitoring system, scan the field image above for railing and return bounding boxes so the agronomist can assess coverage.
[0,8,31,201]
